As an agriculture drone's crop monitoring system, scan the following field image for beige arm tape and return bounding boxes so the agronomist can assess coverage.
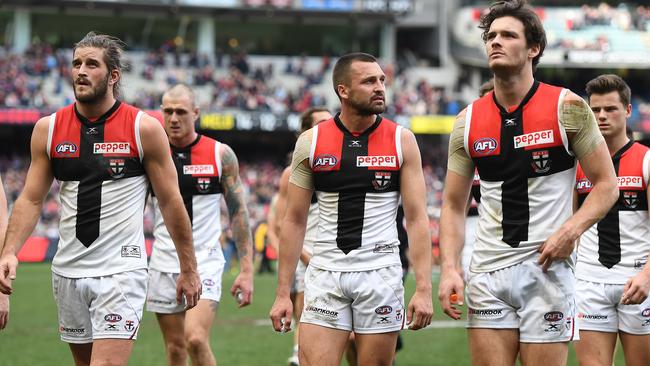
[289,130,314,190]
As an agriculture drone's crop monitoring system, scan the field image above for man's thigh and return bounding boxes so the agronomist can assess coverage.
[468,328,519,366]
[354,332,399,366]
[299,323,350,366]
[519,342,569,366]
[620,332,650,366]
[184,299,218,338]
[89,339,135,366]
[573,330,617,366]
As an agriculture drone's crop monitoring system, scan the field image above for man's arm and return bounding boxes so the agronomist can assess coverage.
[620,155,650,305]
[437,109,473,319]
[274,166,311,265]
[269,131,313,332]
[219,143,254,307]
[0,172,9,329]
[538,92,618,271]
[399,128,433,330]
[139,114,201,309]
[0,117,54,295]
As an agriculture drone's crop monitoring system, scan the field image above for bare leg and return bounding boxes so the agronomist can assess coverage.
[184,299,218,366]
[573,330,617,366]
[299,323,350,366]
[468,328,519,366]
[354,332,398,366]
[156,312,188,366]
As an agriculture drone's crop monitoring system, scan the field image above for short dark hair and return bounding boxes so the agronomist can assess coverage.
[479,0,546,70]
[73,31,127,99]
[300,106,330,133]
[585,74,631,106]
[332,52,377,99]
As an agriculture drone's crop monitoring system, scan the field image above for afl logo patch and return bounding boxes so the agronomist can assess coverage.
[473,138,498,155]
[313,154,338,171]
[55,142,78,155]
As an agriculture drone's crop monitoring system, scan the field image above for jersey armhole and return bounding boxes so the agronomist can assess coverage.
[463,104,473,156]
[46,113,56,159]
[134,111,144,161]
[215,141,222,182]
[308,125,319,168]
[643,149,650,186]
[396,126,403,167]
[557,88,574,156]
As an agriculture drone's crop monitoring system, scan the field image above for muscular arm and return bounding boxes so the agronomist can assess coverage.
[438,109,474,319]
[0,117,53,294]
[266,167,291,255]
[269,132,313,332]
[220,144,254,306]
[399,128,433,330]
[0,172,9,329]
[538,92,618,270]
[140,114,200,307]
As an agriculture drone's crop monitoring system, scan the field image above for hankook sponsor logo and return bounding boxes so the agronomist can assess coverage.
[468,308,504,318]
[305,305,338,318]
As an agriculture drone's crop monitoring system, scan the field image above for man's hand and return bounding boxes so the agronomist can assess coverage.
[269,295,293,333]
[538,225,577,272]
[438,267,465,320]
[406,289,433,330]
[176,270,202,310]
[0,254,18,295]
[0,293,9,330]
[230,271,253,307]
[621,271,650,305]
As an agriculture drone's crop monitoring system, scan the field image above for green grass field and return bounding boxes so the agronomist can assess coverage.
[0,263,627,365]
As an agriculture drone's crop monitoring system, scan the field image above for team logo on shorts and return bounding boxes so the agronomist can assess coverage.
[375,305,393,315]
[396,309,403,322]
[531,150,550,173]
[202,279,215,287]
[635,258,648,270]
[108,159,126,178]
[196,177,211,193]
[124,320,135,332]
[104,313,122,323]
[372,172,391,190]
[624,191,639,209]
[543,311,564,333]
[376,316,391,325]
[121,245,141,258]
[642,308,650,317]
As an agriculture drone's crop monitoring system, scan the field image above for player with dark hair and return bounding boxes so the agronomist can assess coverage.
[574,74,650,366]
[270,52,433,365]
[438,1,619,364]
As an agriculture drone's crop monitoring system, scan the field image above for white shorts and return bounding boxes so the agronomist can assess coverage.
[146,264,223,314]
[466,260,578,343]
[291,260,307,294]
[301,265,405,334]
[52,268,147,344]
[576,279,650,334]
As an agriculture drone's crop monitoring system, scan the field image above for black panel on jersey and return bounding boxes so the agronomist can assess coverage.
[474,82,575,247]
[314,114,400,255]
[50,101,146,247]
[168,135,223,224]
[596,140,633,268]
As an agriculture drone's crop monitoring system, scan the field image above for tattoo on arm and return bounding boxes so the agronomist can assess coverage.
[221,145,253,260]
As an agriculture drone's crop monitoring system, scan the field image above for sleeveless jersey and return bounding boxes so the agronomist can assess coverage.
[575,141,650,284]
[48,102,148,278]
[149,135,225,273]
[468,169,481,216]
[302,194,318,256]
[464,81,576,272]
[308,115,402,271]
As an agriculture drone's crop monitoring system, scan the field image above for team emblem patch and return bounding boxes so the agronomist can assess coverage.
[124,320,135,332]
[55,142,78,156]
[372,172,391,190]
[196,177,211,193]
[531,150,550,173]
[624,191,639,209]
[313,154,338,171]
[108,158,126,178]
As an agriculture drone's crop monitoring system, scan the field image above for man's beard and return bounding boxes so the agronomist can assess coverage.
[349,96,385,116]
[75,74,110,104]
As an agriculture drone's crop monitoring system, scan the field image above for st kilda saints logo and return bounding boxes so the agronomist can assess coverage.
[624,191,639,209]
[197,177,211,193]
[531,150,550,174]
[372,172,391,191]
[108,159,126,178]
